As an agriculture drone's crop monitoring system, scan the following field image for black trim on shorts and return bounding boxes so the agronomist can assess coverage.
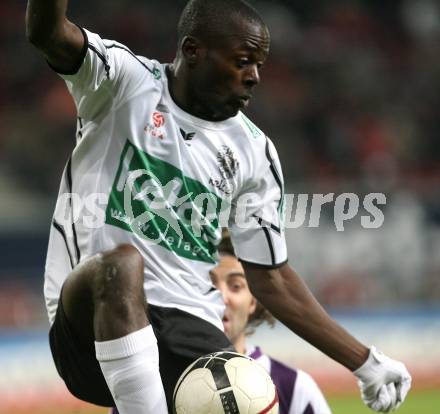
[239,258,288,270]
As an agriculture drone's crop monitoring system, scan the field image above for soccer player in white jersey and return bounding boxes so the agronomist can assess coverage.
[210,232,332,414]
[26,0,411,413]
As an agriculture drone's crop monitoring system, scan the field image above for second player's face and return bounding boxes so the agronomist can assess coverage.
[191,19,270,121]
[210,255,257,344]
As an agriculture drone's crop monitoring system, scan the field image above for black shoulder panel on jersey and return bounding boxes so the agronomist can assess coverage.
[103,43,156,76]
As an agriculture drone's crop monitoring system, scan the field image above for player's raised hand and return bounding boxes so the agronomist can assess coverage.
[353,346,411,412]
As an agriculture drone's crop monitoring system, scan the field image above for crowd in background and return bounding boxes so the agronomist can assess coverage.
[1,0,440,327]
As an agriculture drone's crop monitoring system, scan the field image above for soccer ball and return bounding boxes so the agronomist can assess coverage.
[173,351,279,414]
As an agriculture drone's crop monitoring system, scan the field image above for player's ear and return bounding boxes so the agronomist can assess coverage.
[249,296,257,316]
[180,36,205,65]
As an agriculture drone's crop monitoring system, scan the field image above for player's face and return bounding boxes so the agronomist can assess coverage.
[210,255,256,344]
[191,19,270,121]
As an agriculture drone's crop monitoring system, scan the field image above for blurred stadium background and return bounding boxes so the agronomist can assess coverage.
[1,0,440,413]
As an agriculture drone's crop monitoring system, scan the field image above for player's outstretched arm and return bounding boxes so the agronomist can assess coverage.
[244,263,369,369]
[26,0,84,73]
[243,262,411,413]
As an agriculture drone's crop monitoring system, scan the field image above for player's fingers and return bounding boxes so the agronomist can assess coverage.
[371,385,392,412]
[361,381,381,401]
[392,375,411,411]
[396,376,412,403]
[395,381,402,404]
[391,400,402,412]
[387,383,397,410]
[370,385,385,412]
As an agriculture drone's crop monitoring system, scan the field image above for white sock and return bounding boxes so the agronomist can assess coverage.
[95,325,168,414]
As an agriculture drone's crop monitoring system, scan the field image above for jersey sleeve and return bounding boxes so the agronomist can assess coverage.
[229,137,288,268]
[54,28,160,119]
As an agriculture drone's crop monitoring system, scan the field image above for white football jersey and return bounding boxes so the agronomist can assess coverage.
[44,28,287,330]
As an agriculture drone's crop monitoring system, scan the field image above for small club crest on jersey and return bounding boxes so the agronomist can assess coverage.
[209,145,239,195]
[144,111,166,140]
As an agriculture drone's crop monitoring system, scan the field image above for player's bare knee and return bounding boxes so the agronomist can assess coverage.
[94,244,145,304]
[106,243,143,271]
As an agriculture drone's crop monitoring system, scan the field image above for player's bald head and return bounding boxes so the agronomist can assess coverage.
[172,0,270,121]
[177,0,267,44]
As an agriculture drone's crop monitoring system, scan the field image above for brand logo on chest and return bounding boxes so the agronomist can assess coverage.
[179,128,196,146]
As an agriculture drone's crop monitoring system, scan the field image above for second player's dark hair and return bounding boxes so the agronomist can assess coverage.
[177,0,265,43]
[218,229,276,333]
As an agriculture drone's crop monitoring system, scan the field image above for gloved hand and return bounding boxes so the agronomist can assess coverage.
[353,346,412,412]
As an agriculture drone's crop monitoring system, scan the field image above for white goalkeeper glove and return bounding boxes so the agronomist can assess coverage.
[353,346,412,412]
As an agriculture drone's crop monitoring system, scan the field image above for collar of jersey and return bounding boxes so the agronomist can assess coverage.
[161,64,242,131]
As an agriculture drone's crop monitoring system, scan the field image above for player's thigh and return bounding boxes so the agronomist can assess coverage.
[61,244,145,344]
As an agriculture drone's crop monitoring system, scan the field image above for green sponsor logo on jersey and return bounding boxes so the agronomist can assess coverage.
[105,140,227,263]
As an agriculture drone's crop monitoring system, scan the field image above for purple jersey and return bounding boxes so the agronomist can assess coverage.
[249,346,331,414]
